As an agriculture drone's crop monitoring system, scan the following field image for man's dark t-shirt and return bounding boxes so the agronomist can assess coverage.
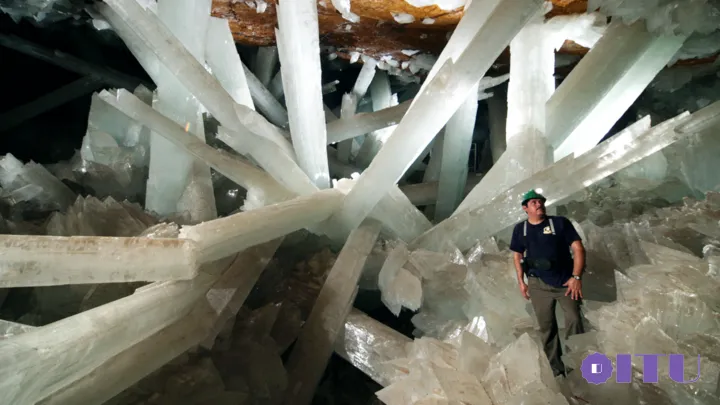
[509,215,581,288]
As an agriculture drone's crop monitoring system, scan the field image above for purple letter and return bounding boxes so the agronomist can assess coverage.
[616,354,633,383]
[669,354,701,383]
[635,354,665,383]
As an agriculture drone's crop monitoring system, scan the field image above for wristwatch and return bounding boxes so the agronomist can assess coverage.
[572,275,581,280]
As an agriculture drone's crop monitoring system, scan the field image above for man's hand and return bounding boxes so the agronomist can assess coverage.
[519,282,530,300]
[563,277,583,300]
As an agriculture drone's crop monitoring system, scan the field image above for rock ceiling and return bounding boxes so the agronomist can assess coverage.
[211,0,716,69]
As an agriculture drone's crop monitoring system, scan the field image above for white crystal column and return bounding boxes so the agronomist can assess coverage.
[548,20,687,161]
[180,189,344,263]
[253,46,278,87]
[329,0,544,236]
[355,71,398,168]
[243,61,289,128]
[36,240,283,405]
[205,17,254,110]
[487,93,507,163]
[283,220,382,405]
[143,0,216,221]
[337,58,377,163]
[0,235,197,287]
[99,0,292,173]
[0,261,226,405]
[102,89,293,204]
[326,100,411,144]
[412,100,720,252]
[275,0,330,189]
[455,10,554,214]
[434,85,479,220]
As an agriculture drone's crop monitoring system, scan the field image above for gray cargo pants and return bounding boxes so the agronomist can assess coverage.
[527,276,585,376]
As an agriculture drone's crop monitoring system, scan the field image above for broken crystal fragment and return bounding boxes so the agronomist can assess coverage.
[0,154,75,216]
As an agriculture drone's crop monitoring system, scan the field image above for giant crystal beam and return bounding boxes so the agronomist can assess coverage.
[242,61,289,128]
[98,0,292,169]
[354,70,395,168]
[400,174,484,206]
[205,17,254,110]
[326,100,411,144]
[338,58,377,163]
[333,308,411,387]
[328,0,545,236]
[548,20,687,161]
[434,84,479,221]
[0,235,197,287]
[0,254,240,405]
[36,240,283,405]
[454,9,554,215]
[100,89,293,204]
[284,219,383,405]
[275,0,330,189]
[180,189,344,263]
[411,100,720,253]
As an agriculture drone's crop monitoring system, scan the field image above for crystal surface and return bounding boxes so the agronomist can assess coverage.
[205,17,254,110]
[355,70,394,168]
[455,10,553,214]
[283,219,382,405]
[326,100,411,144]
[434,84,479,220]
[275,0,330,189]
[179,189,344,263]
[412,101,720,253]
[0,154,75,216]
[548,20,687,161]
[36,240,282,405]
[0,234,197,287]
[329,0,544,236]
[242,61,289,128]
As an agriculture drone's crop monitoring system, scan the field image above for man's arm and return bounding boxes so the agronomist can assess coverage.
[570,240,585,277]
[513,252,525,284]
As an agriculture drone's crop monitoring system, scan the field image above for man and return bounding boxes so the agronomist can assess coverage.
[509,189,585,377]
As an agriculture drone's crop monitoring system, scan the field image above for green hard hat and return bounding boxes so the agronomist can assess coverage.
[521,189,546,206]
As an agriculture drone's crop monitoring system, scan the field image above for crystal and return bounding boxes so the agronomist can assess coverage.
[0,320,34,339]
[35,240,281,405]
[217,126,318,196]
[399,174,484,206]
[46,195,156,237]
[480,333,560,404]
[0,154,76,215]
[283,219,382,405]
[204,17,254,110]
[99,89,294,207]
[336,58,376,163]
[329,0,545,236]
[0,256,230,404]
[326,100,411,144]
[355,71,394,167]
[179,189,344,263]
[99,0,292,174]
[456,10,553,214]
[253,46,278,87]
[434,84,479,220]
[411,101,720,253]
[377,242,423,316]
[275,0,330,189]
[548,20,687,161]
[242,61,289,128]
[0,234,198,287]
[334,308,411,387]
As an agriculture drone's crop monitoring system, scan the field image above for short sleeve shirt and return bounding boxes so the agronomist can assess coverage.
[509,215,581,287]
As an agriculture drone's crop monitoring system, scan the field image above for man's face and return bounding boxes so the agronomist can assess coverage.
[523,198,546,217]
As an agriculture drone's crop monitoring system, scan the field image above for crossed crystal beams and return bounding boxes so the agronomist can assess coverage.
[411,100,720,253]
[329,0,545,237]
